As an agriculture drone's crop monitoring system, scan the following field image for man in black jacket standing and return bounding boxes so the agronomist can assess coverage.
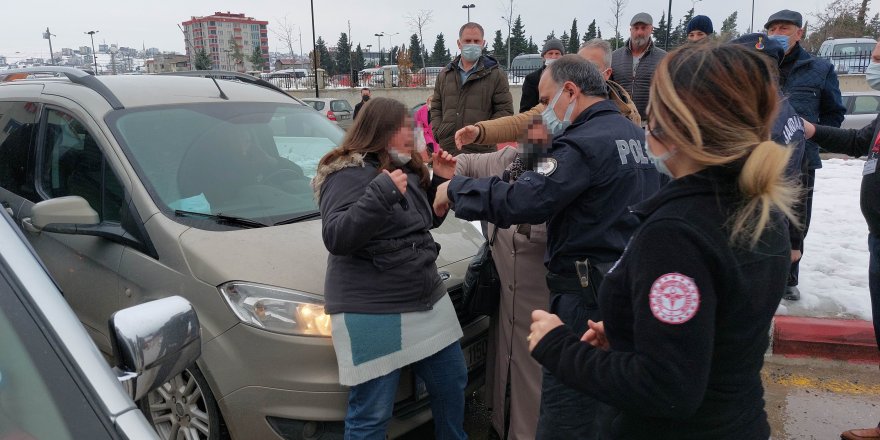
[520,38,565,112]
[610,12,667,124]
[352,88,370,120]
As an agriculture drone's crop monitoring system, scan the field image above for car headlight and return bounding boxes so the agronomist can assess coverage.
[219,281,332,337]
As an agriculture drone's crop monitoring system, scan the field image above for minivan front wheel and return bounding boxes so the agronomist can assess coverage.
[139,366,227,440]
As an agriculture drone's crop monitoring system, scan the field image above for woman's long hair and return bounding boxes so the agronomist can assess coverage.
[647,43,799,246]
[318,97,430,188]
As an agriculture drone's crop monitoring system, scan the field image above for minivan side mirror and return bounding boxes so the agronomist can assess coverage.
[109,296,201,401]
[23,196,99,231]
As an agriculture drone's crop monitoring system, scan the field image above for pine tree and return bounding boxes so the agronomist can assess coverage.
[568,19,580,53]
[229,38,244,70]
[869,13,880,38]
[546,31,557,42]
[510,15,529,57]
[335,33,352,76]
[248,46,264,71]
[719,11,740,42]
[315,37,335,75]
[409,33,424,69]
[560,31,570,52]
[194,48,212,70]
[492,29,508,67]
[528,37,539,54]
[353,44,365,71]
[389,46,399,65]
[653,11,669,49]
[584,19,598,42]
[431,33,451,65]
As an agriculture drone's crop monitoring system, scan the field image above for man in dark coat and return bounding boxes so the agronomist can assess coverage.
[352,88,370,120]
[520,38,565,112]
[610,12,667,123]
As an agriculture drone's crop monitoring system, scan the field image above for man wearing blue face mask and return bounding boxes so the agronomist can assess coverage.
[765,9,846,301]
[434,54,662,439]
[431,22,513,155]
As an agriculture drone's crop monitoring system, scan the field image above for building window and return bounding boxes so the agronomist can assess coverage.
[209,21,215,26]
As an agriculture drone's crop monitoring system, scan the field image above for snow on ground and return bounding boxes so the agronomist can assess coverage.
[777,158,872,320]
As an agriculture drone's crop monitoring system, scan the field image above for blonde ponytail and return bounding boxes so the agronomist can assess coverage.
[731,141,800,247]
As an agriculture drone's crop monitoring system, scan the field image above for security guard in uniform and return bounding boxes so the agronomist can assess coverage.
[434,54,662,440]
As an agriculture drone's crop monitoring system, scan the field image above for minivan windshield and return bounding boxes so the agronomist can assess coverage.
[831,42,875,56]
[106,103,343,227]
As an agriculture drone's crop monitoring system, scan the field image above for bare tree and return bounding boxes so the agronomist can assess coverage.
[499,0,516,69]
[608,0,629,50]
[272,15,298,63]
[407,9,433,70]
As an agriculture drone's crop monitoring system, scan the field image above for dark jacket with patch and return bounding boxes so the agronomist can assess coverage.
[520,65,545,113]
[314,152,448,314]
[779,43,846,170]
[531,166,790,439]
[772,97,807,250]
[610,40,667,121]
[430,54,514,154]
[447,99,661,275]
[811,116,880,236]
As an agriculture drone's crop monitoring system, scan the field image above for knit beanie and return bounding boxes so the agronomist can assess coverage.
[686,15,714,35]
[542,38,565,56]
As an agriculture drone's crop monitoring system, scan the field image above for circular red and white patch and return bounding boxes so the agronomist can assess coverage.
[649,273,700,325]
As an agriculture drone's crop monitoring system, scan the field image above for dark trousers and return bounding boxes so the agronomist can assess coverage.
[535,272,608,440]
[789,168,816,286]
[870,234,880,349]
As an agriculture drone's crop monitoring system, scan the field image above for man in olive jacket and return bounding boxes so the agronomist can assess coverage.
[431,22,513,155]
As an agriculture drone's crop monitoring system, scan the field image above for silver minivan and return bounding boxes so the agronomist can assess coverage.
[817,37,877,74]
[0,68,489,440]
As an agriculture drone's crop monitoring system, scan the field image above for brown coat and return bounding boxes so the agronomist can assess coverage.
[455,147,549,440]
[431,55,513,155]
[472,79,641,145]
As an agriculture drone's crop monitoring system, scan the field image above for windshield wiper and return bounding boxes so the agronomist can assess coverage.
[274,212,321,226]
[174,210,268,228]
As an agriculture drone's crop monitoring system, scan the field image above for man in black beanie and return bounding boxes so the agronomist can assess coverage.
[520,38,565,112]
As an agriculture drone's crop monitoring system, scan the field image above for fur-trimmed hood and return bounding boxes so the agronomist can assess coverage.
[311,152,366,202]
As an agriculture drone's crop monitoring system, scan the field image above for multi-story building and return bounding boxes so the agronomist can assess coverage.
[182,11,269,72]
[145,54,191,74]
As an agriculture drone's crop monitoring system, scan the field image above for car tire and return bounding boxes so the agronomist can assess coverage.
[138,366,229,440]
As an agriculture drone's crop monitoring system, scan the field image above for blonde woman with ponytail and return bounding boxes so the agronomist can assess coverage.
[527,44,798,439]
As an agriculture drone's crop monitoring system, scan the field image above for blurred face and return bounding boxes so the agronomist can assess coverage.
[630,23,654,49]
[766,21,803,53]
[687,30,708,42]
[361,89,370,98]
[388,116,414,154]
[543,49,563,61]
[457,27,485,51]
[577,47,611,80]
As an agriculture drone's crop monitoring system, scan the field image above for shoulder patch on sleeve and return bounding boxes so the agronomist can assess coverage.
[649,273,700,324]
[535,158,558,176]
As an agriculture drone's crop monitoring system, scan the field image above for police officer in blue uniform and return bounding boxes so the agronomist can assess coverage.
[434,54,662,440]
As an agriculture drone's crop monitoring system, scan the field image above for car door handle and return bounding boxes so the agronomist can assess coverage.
[21,217,40,234]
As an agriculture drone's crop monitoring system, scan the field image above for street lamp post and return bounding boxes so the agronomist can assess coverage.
[664,0,672,51]
[375,32,384,63]
[85,30,99,74]
[386,32,399,62]
[366,44,373,66]
[310,0,319,98]
[43,28,56,65]
[750,0,755,33]
[462,4,476,22]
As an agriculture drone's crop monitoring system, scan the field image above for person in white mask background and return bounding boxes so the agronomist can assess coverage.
[520,38,565,112]
[765,9,846,301]
[801,41,880,440]
[430,22,513,155]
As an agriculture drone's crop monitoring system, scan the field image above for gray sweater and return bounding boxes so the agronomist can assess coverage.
[610,40,667,121]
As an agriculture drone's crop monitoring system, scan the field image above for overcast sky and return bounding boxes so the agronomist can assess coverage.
[3,0,874,59]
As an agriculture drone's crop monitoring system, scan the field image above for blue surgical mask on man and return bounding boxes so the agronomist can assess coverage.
[541,88,577,136]
[461,44,482,62]
[866,62,880,90]
[767,34,790,53]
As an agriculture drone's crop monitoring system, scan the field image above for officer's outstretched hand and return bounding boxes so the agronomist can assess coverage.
[433,181,451,217]
[433,150,457,180]
[582,320,610,351]
[455,125,479,149]
[528,310,564,352]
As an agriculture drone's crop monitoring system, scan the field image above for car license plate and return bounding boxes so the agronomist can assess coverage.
[339,115,350,120]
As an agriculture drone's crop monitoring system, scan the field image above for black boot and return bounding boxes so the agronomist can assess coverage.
[783,286,800,301]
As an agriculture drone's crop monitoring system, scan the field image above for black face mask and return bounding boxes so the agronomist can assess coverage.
[362,95,370,102]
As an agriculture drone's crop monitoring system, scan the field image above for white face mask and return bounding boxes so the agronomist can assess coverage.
[644,137,676,178]
[541,87,577,136]
[867,62,880,91]
[544,58,557,66]
[388,150,412,167]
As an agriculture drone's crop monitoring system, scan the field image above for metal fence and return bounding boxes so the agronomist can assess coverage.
[261,65,546,90]
[819,53,872,74]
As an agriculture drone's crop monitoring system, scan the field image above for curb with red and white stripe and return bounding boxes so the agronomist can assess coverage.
[770,316,879,363]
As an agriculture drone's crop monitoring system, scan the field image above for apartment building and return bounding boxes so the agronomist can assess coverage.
[182,11,269,71]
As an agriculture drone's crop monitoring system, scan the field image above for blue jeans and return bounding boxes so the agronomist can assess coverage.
[536,286,607,440]
[870,234,880,349]
[344,341,467,440]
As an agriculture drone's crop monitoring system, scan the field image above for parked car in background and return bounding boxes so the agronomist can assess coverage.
[302,97,355,129]
[508,53,542,84]
[840,90,880,130]
[817,37,877,74]
[413,66,444,87]
[0,206,201,440]
[0,67,488,440]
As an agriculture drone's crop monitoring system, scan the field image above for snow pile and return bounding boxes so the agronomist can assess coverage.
[777,158,872,320]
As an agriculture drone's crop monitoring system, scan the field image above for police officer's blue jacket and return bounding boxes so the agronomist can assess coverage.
[447,99,662,275]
